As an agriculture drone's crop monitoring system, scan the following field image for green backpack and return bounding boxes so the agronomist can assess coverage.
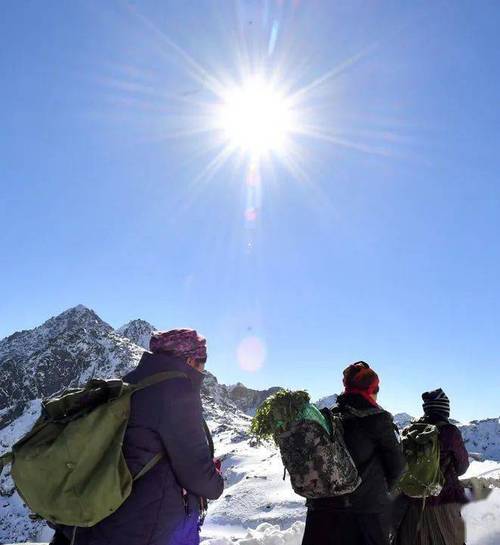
[398,420,445,498]
[0,371,187,528]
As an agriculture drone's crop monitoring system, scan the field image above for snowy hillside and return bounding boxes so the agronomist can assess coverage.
[315,393,337,409]
[1,305,499,544]
[461,418,500,462]
[393,412,413,429]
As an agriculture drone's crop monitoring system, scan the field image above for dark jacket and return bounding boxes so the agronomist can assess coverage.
[64,352,224,545]
[308,394,405,514]
[423,415,469,506]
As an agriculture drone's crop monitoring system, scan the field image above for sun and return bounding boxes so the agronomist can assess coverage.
[217,76,295,158]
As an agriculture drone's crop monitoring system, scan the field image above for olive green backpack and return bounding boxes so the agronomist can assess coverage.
[0,371,187,528]
[398,420,445,498]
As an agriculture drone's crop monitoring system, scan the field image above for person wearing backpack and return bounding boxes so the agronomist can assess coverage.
[53,328,224,545]
[302,361,405,545]
[393,388,469,545]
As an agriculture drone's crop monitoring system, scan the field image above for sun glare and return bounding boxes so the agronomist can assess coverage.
[217,77,295,157]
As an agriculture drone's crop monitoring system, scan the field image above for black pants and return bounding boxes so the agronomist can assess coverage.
[302,509,390,545]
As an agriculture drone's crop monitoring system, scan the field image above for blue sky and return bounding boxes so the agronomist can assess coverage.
[1,1,499,421]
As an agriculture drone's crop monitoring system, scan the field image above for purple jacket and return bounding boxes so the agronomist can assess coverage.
[427,419,469,506]
[64,352,224,545]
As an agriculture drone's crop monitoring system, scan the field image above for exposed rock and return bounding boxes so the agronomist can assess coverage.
[227,383,281,416]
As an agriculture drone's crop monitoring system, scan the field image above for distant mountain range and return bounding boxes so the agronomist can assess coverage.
[0,305,498,543]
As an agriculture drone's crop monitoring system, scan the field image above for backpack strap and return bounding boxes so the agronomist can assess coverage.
[133,371,188,391]
[86,378,124,400]
[133,452,165,481]
[0,451,12,474]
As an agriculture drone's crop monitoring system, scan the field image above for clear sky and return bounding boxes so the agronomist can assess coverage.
[1,1,499,422]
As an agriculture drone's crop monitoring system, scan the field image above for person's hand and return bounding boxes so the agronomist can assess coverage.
[214,458,222,475]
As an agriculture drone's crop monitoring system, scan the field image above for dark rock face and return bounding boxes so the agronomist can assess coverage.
[227,383,281,415]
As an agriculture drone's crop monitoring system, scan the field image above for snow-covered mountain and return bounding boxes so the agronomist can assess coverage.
[387,413,500,462]
[461,419,500,462]
[1,305,499,544]
[116,319,157,351]
[0,306,144,428]
[393,412,414,429]
[315,394,338,409]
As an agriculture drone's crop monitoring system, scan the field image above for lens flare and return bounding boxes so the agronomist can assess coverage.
[237,335,267,372]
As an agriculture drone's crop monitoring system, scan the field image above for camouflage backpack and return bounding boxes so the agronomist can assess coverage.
[277,406,361,499]
[398,420,445,498]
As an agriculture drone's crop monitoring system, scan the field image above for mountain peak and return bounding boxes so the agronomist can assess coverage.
[116,319,157,350]
[0,305,142,415]
[45,305,112,334]
[58,303,103,319]
[393,412,414,429]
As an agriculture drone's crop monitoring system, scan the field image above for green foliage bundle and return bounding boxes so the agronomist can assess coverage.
[250,389,310,444]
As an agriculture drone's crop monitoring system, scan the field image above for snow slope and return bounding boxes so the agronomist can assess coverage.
[6,490,500,545]
[461,418,500,462]
[201,487,500,544]
[202,409,500,545]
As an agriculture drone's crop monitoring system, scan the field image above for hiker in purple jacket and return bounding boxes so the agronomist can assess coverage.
[55,328,224,545]
[393,388,470,545]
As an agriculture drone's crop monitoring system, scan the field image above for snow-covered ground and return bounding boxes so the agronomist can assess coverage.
[464,459,500,481]
[200,487,500,544]
[2,400,500,544]
[197,417,500,545]
[7,490,500,545]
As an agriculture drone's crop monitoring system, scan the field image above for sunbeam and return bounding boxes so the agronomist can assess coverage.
[94,2,415,219]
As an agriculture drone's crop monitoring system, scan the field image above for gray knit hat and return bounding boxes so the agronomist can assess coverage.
[422,388,450,420]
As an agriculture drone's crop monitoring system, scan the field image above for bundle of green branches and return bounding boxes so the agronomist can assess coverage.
[250,389,310,444]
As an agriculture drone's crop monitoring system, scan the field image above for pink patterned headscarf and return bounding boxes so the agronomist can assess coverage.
[149,329,207,360]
